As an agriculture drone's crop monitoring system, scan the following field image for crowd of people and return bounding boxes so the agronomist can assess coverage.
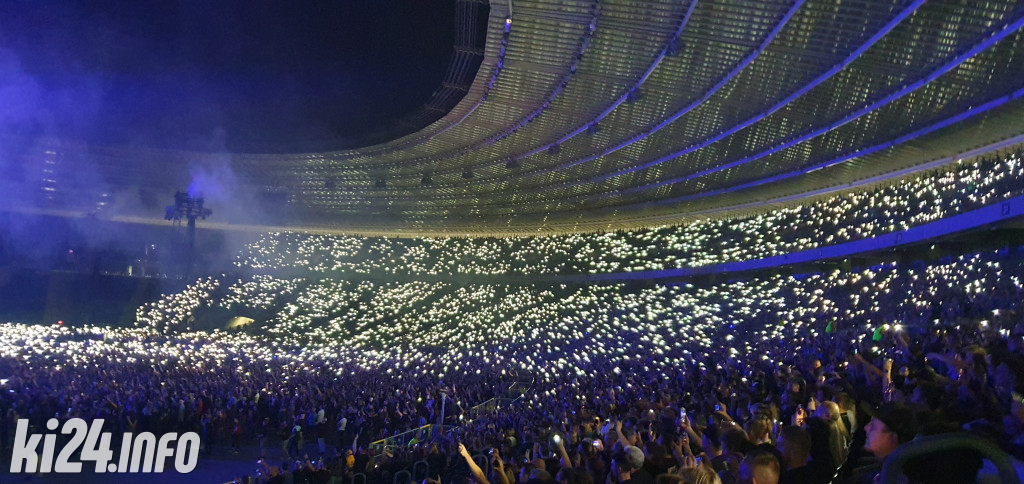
[0,244,1022,483]
[3,148,1024,483]
[235,149,1024,275]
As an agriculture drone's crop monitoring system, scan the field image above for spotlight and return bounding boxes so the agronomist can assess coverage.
[421,175,433,186]
[375,179,387,189]
[547,144,560,155]
[505,159,519,169]
[167,191,212,222]
[462,171,474,179]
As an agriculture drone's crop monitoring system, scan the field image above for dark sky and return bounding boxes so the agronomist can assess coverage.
[0,1,457,153]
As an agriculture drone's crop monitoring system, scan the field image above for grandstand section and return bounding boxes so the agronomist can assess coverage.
[129,250,1024,379]
[231,147,1024,276]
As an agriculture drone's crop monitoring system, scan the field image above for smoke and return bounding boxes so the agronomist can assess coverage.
[0,9,286,283]
[185,154,283,228]
[0,52,253,280]
[0,49,44,130]
[188,155,239,203]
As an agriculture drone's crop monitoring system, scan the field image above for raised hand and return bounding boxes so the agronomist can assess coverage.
[793,406,806,426]
[682,454,696,469]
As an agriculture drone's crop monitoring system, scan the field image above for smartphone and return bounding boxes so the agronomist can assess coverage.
[714,404,721,412]
[593,439,601,447]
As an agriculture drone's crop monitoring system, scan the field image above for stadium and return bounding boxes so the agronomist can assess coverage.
[1,1,1024,483]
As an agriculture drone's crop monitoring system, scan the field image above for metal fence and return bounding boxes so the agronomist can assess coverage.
[468,396,523,418]
[368,424,461,457]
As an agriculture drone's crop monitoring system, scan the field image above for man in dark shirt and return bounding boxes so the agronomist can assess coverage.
[739,449,780,484]
[612,446,654,484]
[847,402,918,484]
[777,425,828,484]
[258,459,285,484]
[353,446,371,474]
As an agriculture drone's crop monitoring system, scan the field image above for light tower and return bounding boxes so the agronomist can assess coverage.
[164,191,212,278]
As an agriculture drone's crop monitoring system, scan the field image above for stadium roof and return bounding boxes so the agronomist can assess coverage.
[3,0,1024,237]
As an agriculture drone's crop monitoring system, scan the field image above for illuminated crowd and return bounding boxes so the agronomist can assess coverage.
[3,147,1024,484]
[0,246,1021,482]
[235,150,1024,275]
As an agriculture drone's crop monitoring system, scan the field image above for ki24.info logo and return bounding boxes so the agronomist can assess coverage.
[9,419,200,474]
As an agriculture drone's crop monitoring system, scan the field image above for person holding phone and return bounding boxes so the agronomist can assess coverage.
[552,433,573,470]
[458,443,490,484]
[488,448,511,484]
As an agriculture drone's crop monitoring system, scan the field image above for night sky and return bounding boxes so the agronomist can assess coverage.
[0,1,457,153]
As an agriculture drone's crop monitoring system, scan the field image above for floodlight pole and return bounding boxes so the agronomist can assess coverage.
[166,191,212,279]
[187,212,198,250]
